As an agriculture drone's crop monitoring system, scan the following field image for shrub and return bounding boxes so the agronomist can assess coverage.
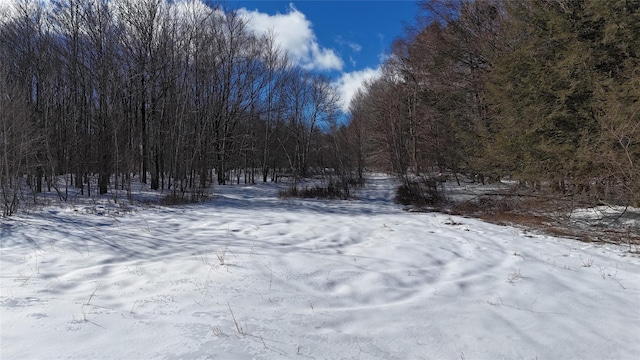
[160,190,209,206]
[395,178,446,208]
[279,183,345,200]
[279,177,363,200]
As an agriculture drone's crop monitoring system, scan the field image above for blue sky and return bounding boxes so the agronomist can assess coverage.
[227,0,419,111]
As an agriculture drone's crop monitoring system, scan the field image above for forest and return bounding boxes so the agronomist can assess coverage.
[1,0,639,216]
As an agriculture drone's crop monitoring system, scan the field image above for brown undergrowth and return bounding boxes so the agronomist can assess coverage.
[448,191,640,249]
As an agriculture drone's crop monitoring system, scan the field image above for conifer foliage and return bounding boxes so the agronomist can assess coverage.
[348,0,639,206]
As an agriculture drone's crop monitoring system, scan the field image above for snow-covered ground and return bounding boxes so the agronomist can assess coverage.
[1,174,639,359]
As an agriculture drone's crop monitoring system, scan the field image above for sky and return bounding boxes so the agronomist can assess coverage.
[226,0,420,112]
[0,0,419,113]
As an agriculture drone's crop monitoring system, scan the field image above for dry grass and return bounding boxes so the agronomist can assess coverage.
[160,191,209,206]
[395,179,447,208]
[279,177,363,200]
[449,191,640,247]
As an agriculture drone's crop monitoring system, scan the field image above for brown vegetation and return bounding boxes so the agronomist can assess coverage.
[449,189,640,247]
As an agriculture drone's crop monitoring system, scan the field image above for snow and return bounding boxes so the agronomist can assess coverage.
[571,205,640,231]
[1,174,639,359]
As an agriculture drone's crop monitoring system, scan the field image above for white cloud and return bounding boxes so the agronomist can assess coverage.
[348,42,362,53]
[238,5,343,71]
[171,0,214,19]
[0,0,29,21]
[335,36,362,53]
[333,67,381,113]
[349,56,356,67]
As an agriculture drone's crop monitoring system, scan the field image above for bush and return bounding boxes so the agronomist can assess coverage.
[160,191,209,206]
[279,177,363,200]
[395,178,446,208]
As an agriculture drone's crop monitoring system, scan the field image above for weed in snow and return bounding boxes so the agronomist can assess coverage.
[580,255,594,267]
[71,283,104,328]
[216,248,227,265]
[227,302,247,337]
[506,269,522,285]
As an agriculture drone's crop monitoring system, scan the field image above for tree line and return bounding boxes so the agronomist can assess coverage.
[0,0,350,215]
[347,0,639,207]
[1,0,638,216]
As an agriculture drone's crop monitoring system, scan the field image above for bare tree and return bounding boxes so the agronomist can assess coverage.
[0,70,43,216]
[257,32,290,183]
[0,0,361,212]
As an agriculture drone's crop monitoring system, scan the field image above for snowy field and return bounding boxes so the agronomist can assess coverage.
[1,175,639,359]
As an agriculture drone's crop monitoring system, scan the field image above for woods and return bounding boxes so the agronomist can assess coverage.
[348,0,639,207]
[1,0,638,216]
[0,0,343,215]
